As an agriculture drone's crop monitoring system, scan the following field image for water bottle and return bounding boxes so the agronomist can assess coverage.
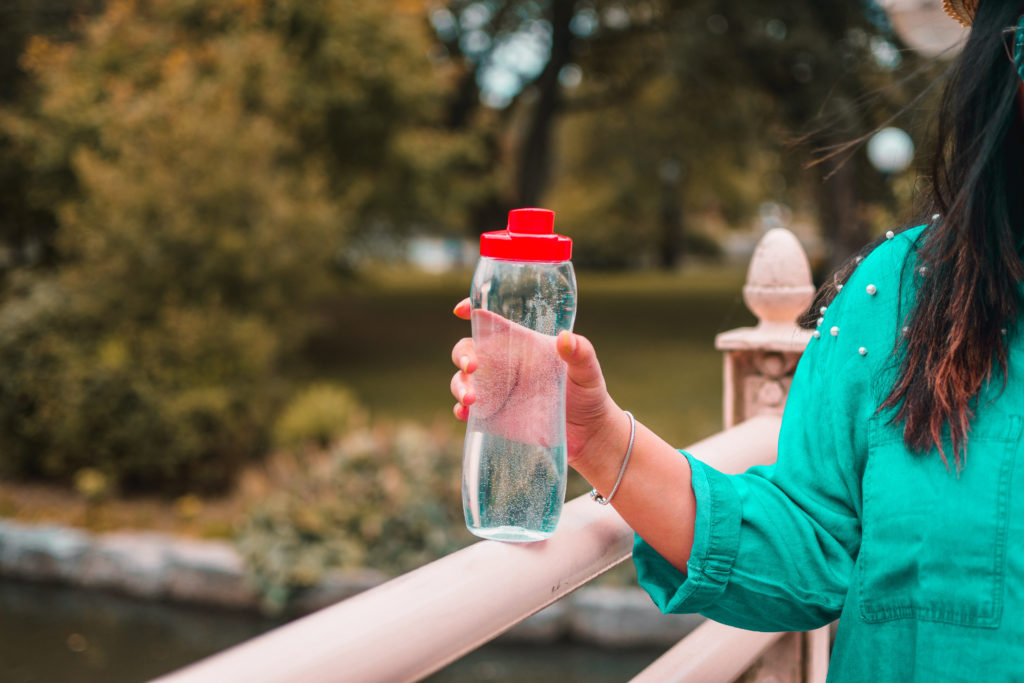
[462,208,577,543]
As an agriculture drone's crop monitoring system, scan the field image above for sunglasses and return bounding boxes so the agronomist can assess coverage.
[1001,16,1024,67]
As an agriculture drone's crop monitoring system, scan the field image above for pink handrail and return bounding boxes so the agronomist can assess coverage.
[155,415,782,683]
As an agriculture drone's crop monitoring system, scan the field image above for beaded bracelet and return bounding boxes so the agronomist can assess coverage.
[590,410,636,505]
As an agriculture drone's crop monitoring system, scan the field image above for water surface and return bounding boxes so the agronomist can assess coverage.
[0,579,282,683]
[0,579,666,682]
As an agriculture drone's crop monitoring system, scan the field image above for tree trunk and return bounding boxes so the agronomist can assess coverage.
[515,0,573,207]
[658,158,685,269]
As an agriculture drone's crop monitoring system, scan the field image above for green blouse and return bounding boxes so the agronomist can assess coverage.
[634,226,1024,682]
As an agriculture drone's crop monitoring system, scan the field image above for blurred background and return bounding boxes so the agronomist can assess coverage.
[0,0,958,680]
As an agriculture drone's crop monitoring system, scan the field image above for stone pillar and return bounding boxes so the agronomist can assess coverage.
[715,228,815,429]
[716,228,831,683]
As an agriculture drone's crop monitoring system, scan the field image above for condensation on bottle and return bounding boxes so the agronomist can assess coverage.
[461,208,577,543]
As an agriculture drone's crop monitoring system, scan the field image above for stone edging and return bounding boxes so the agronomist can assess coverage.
[0,519,704,647]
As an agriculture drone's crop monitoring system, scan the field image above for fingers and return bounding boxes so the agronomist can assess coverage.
[449,303,472,423]
[557,331,605,390]
[450,369,476,406]
[451,338,476,374]
[451,369,475,422]
[452,298,471,320]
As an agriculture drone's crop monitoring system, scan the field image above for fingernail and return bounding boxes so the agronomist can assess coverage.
[458,388,467,404]
[459,355,470,372]
[559,331,577,355]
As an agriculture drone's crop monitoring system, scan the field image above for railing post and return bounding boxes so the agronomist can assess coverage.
[715,228,815,428]
[714,228,830,683]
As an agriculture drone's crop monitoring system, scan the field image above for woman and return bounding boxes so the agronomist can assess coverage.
[451,1,1024,679]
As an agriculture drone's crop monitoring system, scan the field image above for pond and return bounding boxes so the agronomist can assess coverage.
[0,579,668,682]
[0,579,281,683]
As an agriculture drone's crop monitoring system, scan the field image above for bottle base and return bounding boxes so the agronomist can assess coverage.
[467,525,553,543]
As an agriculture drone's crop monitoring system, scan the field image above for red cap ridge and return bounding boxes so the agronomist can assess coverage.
[479,208,572,262]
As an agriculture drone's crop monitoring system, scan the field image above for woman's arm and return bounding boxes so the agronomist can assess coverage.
[571,405,697,571]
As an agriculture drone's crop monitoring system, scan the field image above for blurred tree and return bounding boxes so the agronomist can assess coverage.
[549,1,773,267]
[655,0,938,270]
[430,0,665,233]
[433,0,939,269]
[0,0,482,491]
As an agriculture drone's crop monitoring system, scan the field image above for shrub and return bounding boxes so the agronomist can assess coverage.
[0,0,480,493]
[234,421,468,613]
[0,274,277,492]
[272,384,365,451]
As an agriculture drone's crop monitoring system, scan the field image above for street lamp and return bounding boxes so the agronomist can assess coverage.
[867,127,915,175]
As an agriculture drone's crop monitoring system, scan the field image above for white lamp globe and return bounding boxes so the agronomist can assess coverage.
[867,127,915,174]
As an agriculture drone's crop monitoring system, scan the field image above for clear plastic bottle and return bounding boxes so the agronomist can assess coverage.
[462,208,577,543]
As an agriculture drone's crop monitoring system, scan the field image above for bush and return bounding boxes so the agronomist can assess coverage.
[234,421,468,613]
[273,384,365,451]
[0,274,277,492]
[0,0,480,494]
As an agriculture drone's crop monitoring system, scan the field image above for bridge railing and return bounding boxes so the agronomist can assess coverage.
[157,227,829,683]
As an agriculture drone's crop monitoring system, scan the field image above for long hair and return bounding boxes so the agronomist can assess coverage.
[806,1,1024,470]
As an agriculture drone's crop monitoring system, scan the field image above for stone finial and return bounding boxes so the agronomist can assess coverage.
[715,228,816,427]
[742,228,815,330]
[716,229,815,353]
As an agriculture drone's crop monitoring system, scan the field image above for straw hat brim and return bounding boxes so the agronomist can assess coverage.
[942,0,978,27]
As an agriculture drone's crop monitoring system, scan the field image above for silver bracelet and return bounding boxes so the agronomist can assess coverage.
[590,410,636,505]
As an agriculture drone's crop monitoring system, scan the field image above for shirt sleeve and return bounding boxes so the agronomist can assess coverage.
[633,228,920,632]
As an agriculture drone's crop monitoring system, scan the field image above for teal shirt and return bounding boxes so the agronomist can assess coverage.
[634,226,1024,682]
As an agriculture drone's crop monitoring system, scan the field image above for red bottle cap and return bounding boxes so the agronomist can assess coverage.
[479,208,572,262]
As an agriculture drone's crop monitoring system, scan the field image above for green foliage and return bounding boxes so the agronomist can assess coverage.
[273,384,365,451]
[0,273,277,491]
[3,0,485,259]
[0,1,97,270]
[432,1,940,266]
[0,0,483,492]
[234,422,468,613]
[12,2,351,321]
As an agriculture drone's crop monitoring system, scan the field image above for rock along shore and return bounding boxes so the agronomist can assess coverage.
[0,519,703,647]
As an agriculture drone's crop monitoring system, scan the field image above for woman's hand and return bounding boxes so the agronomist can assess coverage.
[450,297,697,571]
[450,298,621,468]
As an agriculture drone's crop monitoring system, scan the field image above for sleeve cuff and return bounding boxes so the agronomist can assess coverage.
[633,451,743,614]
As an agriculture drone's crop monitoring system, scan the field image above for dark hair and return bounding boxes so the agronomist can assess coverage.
[806,0,1024,470]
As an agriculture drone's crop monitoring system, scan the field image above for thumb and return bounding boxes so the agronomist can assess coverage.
[557,331,605,390]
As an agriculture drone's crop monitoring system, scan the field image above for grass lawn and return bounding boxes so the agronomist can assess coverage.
[301,264,756,452]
